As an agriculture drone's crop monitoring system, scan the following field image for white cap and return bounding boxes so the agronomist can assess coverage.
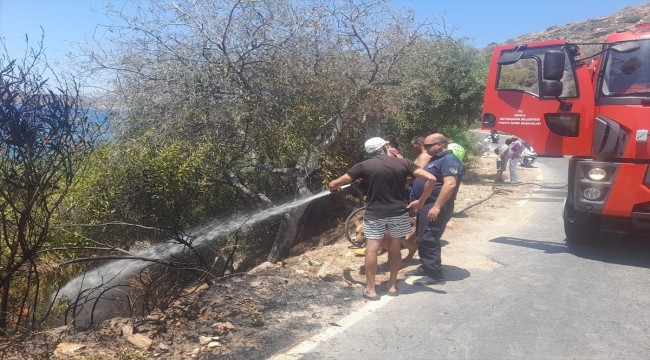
[364,137,387,154]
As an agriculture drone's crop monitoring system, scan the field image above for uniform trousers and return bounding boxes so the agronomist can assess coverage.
[416,202,455,280]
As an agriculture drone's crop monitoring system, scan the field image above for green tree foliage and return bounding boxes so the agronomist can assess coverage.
[380,39,488,159]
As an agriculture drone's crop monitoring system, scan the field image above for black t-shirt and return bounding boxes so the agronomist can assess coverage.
[347,155,419,220]
[413,150,463,203]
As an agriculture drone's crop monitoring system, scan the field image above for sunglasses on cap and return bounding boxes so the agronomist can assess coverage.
[423,142,442,149]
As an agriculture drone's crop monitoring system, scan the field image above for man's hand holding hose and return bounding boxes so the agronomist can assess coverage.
[328,174,354,192]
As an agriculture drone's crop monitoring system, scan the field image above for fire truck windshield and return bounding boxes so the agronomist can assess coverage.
[600,40,650,97]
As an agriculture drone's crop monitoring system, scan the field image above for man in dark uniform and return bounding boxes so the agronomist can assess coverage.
[407,133,463,285]
[329,137,436,299]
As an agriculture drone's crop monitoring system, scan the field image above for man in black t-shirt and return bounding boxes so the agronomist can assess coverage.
[408,133,463,285]
[329,137,436,300]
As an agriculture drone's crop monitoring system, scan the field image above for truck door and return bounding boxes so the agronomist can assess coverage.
[481,42,594,156]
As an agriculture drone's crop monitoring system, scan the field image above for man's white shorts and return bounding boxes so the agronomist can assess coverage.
[363,213,412,240]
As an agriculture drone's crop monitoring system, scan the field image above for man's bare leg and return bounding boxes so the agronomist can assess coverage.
[364,238,382,297]
[386,237,403,293]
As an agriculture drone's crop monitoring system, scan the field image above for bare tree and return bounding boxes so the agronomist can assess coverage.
[0,36,104,335]
[74,0,446,262]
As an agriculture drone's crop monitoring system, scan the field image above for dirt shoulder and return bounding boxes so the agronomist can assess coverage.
[7,155,543,360]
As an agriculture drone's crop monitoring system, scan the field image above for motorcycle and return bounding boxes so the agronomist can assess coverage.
[519,142,537,167]
[490,130,500,143]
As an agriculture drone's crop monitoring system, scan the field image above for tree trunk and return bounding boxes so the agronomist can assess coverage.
[0,278,10,336]
[266,203,309,263]
[267,172,313,263]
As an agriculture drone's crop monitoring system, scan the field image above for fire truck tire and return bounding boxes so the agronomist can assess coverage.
[563,203,599,244]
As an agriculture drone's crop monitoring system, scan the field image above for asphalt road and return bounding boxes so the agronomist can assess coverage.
[294,148,650,359]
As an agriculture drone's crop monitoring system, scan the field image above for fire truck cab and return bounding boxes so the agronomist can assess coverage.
[481,24,650,243]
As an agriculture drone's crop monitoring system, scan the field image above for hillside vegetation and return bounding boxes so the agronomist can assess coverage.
[487,2,650,56]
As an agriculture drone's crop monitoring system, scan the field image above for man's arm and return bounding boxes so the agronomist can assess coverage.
[328,174,353,192]
[428,175,458,222]
[407,168,436,211]
[414,152,431,169]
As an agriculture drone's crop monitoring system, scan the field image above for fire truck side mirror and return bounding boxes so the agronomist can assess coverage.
[540,50,565,97]
[543,51,565,81]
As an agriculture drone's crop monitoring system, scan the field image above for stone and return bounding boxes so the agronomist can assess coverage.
[308,259,324,266]
[199,336,212,345]
[106,317,131,337]
[247,261,280,275]
[53,343,86,358]
[127,334,153,351]
[317,261,342,282]
[122,324,133,336]
[211,321,236,331]
[158,342,170,351]
[207,342,221,348]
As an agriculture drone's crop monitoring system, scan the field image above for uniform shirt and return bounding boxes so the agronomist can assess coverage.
[347,155,419,220]
[412,150,463,203]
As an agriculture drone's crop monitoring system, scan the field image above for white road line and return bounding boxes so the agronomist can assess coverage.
[269,292,396,359]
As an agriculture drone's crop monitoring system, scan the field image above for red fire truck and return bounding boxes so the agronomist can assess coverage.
[481,23,650,243]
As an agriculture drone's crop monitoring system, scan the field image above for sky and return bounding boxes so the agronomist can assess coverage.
[0,0,648,75]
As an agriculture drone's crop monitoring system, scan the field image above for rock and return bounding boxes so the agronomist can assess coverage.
[45,325,69,338]
[53,343,86,358]
[308,259,324,266]
[317,262,342,282]
[295,269,305,274]
[122,324,134,336]
[207,342,221,348]
[199,336,212,345]
[247,261,280,275]
[211,321,236,332]
[146,313,164,321]
[127,334,153,351]
[105,317,131,336]
[158,342,170,351]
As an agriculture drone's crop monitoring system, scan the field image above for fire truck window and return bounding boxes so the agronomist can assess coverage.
[497,58,539,95]
[559,68,577,97]
[603,41,650,96]
[497,49,577,98]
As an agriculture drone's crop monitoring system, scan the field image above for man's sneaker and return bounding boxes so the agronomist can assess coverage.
[404,266,425,277]
[413,275,446,285]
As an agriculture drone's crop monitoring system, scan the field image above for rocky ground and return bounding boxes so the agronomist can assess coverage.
[2,155,544,360]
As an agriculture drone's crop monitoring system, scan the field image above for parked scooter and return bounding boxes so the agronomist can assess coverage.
[519,142,537,167]
[490,130,500,143]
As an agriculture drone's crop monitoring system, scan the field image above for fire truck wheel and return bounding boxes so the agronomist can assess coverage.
[563,203,599,244]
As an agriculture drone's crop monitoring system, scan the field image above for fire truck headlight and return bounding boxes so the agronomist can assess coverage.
[587,168,607,181]
[583,187,602,200]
